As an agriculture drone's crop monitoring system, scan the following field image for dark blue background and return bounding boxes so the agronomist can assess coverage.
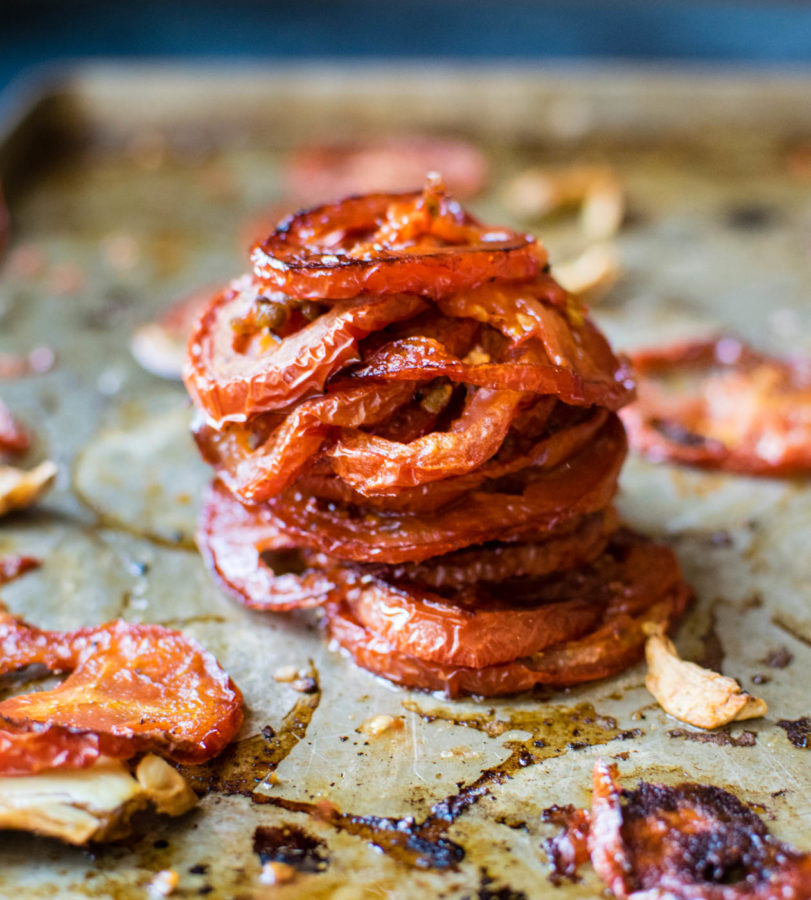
[2,0,811,94]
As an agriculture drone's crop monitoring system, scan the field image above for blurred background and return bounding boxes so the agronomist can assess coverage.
[2,0,811,93]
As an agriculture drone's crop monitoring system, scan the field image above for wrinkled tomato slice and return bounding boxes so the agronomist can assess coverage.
[198,480,335,610]
[328,387,527,495]
[250,181,545,300]
[622,335,811,475]
[298,407,610,515]
[353,510,615,590]
[331,529,688,672]
[342,578,603,669]
[326,582,688,698]
[184,278,425,424]
[0,726,102,776]
[547,760,811,900]
[195,381,416,504]
[0,616,243,767]
[269,414,626,564]
[343,335,634,412]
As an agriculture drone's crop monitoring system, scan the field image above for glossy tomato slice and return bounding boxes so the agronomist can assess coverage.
[325,533,691,696]
[195,382,416,503]
[342,578,603,668]
[198,480,334,610]
[355,509,615,590]
[268,414,626,564]
[622,335,811,475]
[328,387,527,495]
[0,616,243,766]
[250,180,545,300]
[184,277,426,424]
[0,726,101,776]
[343,334,634,412]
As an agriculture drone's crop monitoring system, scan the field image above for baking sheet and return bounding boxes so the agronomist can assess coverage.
[0,64,809,899]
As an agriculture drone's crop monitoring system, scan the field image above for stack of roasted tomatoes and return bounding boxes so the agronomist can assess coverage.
[185,177,691,697]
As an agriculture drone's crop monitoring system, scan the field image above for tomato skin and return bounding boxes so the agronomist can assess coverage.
[623,335,811,476]
[0,616,243,767]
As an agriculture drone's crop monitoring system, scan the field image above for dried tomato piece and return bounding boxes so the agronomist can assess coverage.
[325,579,688,698]
[324,531,690,694]
[0,726,101,776]
[269,414,626,564]
[250,179,544,300]
[547,760,811,899]
[195,382,416,503]
[0,400,30,456]
[437,279,630,393]
[198,480,334,610]
[184,278,426,423]
[299,407,610,515]
[342,578,603,668]
[623,335,811,475]
[355,510,615,591]
[285,135,489,203]
[328,387,527,495]
[345,335,634,411]
[0,617,243,766]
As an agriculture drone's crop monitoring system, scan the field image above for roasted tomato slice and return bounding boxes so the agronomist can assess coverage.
[546,760,811,899]
[325,532,691,695]
[284,135,489,203]
[198,480,335,611]
[184,277,425,423]
[622,335,811,475]
[250,178,545,300]
[268,414,626,564]
[325,584,688,698]
[194,382,416,504]
[328,387,527,495]
[0,726,101,776]
[352,509,615,590]
[298,406,609,515]
[0,616,243,767]
[344,334,634,412]
[341,578,603,669]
